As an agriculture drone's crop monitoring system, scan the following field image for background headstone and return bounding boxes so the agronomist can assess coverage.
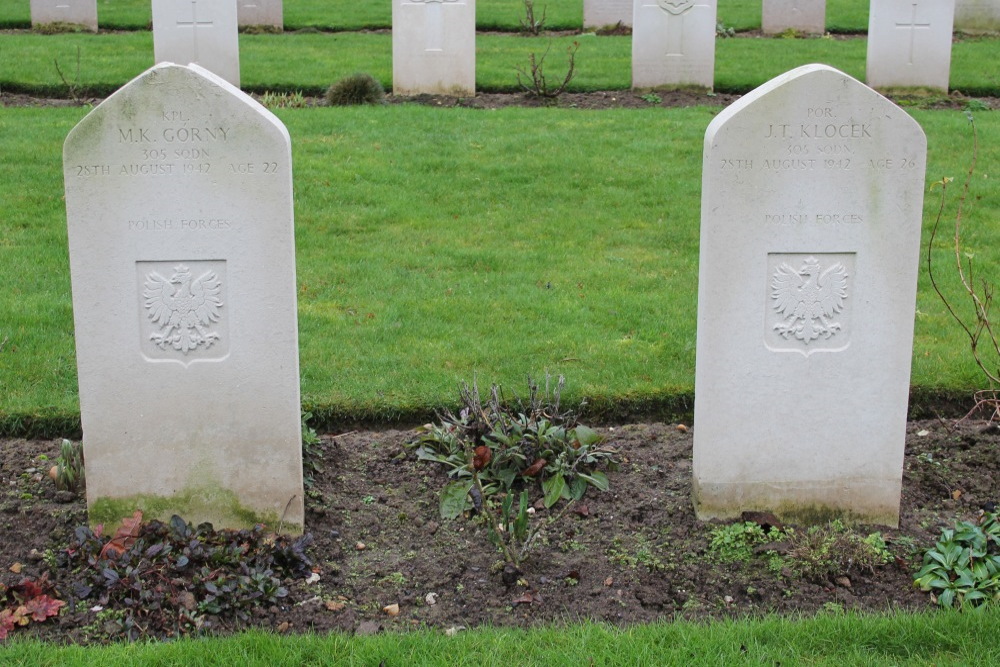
[392,0,476,95]
[152,0,241,87]
[238,0,282,30]
[954,0,1000,34]
[762,0,826,34]
[694,64,926,527]
[30,0,97,32]
[866,0,955,91]
[63,63,303,532]
[583,0,632,29]
[632,0,717,89]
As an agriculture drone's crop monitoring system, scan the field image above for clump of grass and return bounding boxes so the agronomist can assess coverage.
[325,73,386,106]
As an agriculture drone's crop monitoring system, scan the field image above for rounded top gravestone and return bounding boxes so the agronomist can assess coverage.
[694,64,926,527]
[64,63,303,533]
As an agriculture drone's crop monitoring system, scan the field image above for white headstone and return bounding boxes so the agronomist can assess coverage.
[238,0,282,29]
[392,0,476,96]
[762,0,826,34]
[63,63,303,532]
[693,64,926,527]
[954,0,1000,34]
[152,0,241,88]
[866,0,955,91]
[632,0,717,89]
[30,0,97,32]
[583,0,632,28]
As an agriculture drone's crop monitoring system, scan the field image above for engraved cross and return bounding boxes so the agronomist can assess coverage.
[176,0,215,63]
[895,2,931,65]
[409,0,462,52]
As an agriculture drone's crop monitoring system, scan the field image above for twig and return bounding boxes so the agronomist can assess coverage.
[276,494,298,535]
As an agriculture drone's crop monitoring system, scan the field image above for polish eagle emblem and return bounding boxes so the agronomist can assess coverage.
[143,264,223,354]
[770,256,848,344]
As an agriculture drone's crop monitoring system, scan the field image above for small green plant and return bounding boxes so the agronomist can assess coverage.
[324,73,386,106]
[783,522,892,580]
[607,535,664,572]
[915,510,1000,609]
[411,376,615,567]
[519,0,547,35]
[260,90,307,109]
[708,521,786,562]
[52,438,85,493]
[301,411,323,489]
[515,41,580,100]
[640,92,662,105]
[716,22,735,38]
[964,99,990,113]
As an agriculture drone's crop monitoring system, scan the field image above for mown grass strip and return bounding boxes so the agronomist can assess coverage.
[1,608,998,665]
[0,105,998,436]
[1,31,999,97]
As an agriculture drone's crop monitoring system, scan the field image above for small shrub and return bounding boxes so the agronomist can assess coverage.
[515,42,580,100]
[716,22,735,38]
[519,0,547,35]
[260,91,307,109]
[915,510,1000,608]
[411,376,617,567]
[324,73,386,106]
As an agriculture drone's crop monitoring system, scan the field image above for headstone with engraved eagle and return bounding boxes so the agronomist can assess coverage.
[693,65,926,527]
[63,63,303,533]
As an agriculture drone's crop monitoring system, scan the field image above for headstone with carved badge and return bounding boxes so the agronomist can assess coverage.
[30,0,97,32]
[866,0,955,91]
[632,0,717,89]
[63,63,303,532]
[693,64,926,527]
[392,0,476,95]
[152,0,241,87]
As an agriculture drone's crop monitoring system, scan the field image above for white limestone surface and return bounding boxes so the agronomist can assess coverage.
[392,0,476,96]
[866,0,955,91]
[632,0,717,89]
[954,0,1000,33]
[762,0,826,34]
[63,63,303,532]
[694,64,927,527]
[152,0,241,87]
[238,0,282,29]
[583,0,632,28]
[30,0,97,31]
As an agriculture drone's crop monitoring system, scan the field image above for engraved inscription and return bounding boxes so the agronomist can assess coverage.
[137,260,229,364]
[658,0,695,15]
[765,253,855,356]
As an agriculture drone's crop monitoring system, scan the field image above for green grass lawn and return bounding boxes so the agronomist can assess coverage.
[1,103,998,435]
[0,0,874,32]
[2,608,998,664]
[2,31,999,98]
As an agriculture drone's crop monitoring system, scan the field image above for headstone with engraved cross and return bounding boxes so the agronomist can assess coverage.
[392,0,476,95]
[632,0,717,89]
[693,64,927,526]
[30,0,97,32]
[866,0,955,91]
[762,0,826,35]
[583,0,633,29]
[152,0,241,87]
[238,0,282,30]
[63,62,303,533]
[954,0,1000,34]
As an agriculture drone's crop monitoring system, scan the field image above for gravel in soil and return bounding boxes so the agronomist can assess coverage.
[1,418,997,643]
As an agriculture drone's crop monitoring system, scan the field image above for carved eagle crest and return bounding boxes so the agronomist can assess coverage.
[143,264,223,354]
[771,256,848,344]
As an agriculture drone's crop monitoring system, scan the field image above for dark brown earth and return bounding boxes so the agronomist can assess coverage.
[1,417,997,643]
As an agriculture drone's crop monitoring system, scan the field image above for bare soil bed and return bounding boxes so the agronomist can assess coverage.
[0,417,997,643]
